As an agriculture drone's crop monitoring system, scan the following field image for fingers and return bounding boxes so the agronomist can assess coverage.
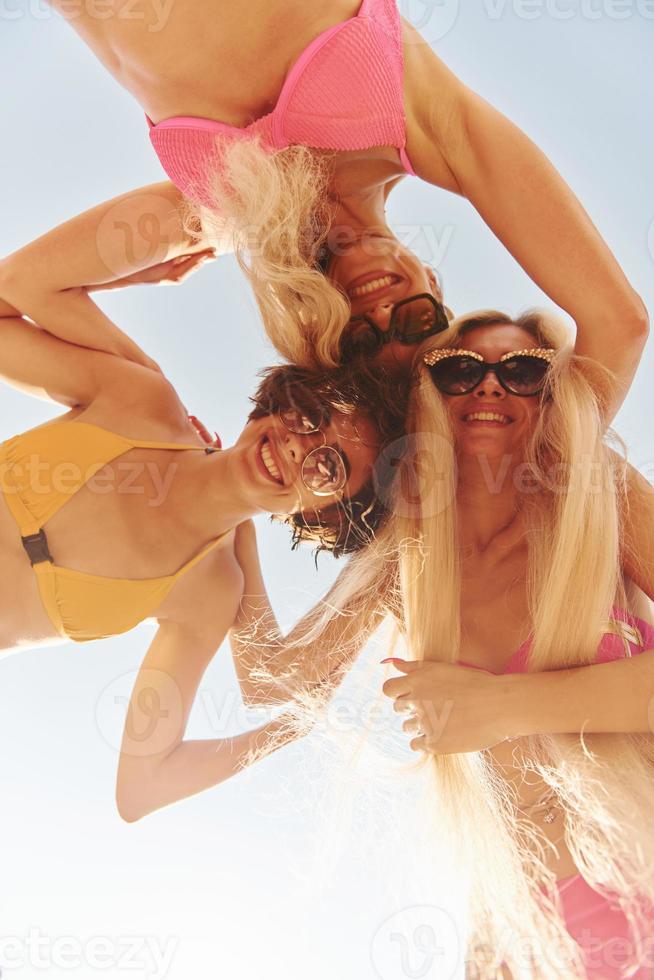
[164,249,216,284]
[170,256,205,281]
[402,715,422,735]
[392,696,414,714]
[381,676,411,699]
[409,735,427,753]
[188,414,214,444]
[380,659,424,673]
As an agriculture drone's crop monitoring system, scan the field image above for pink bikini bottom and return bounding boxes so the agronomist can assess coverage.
[545,874,654,978]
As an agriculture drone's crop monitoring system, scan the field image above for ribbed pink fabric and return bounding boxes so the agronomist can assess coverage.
[455,605,654,675]
[538,875,654,978]
[147,0,416,207]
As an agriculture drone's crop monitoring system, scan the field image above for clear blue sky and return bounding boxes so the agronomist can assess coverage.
[1,4,653,978]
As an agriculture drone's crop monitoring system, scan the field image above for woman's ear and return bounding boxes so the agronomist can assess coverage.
[425,266,455,321]
[425,266,443,302]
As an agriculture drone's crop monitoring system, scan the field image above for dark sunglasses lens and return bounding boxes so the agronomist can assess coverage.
[500,357,549,394]
[428,356,484,394]
[302,447,346,495]
[340,319,382,360]
[394,297,445,344]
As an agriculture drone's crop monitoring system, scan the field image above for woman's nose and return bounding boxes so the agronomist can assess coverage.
[362,301,394,332]
[282,429,324,463]
[473,371,505,398]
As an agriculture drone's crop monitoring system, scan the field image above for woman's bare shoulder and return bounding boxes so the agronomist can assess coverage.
[88,358,190,431]
[157,530,245,638]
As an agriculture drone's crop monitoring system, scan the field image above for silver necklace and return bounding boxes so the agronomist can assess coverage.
[521,786,560,824]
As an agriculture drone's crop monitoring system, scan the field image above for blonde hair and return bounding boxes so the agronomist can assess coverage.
[241,308,654,977]
[184,138,351,368]
[396,308,654,977]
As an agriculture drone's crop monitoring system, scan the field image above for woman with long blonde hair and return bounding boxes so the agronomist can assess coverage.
[230,309,654,978]
[40,0,648,376]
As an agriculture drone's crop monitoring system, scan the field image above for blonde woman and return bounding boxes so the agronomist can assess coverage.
[43,0,648,376]
[230,312,654,978]
[0,208,410,822]
[380,312,654,978]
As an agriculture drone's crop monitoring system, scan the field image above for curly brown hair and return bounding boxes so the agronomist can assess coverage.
[248,361,411,559]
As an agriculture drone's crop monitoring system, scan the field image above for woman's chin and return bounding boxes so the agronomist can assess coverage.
[457,434,521,460]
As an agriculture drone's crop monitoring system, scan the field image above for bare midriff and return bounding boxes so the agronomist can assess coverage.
[46,0,458,194]
[47,0,362,127]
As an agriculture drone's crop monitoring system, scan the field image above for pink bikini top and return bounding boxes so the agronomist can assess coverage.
[147,0,417,207]
[456,606,654,675]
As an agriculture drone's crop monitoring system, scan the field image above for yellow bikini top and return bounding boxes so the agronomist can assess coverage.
[1,419,229,643]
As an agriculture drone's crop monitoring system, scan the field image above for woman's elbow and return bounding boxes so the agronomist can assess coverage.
[115,772,154,824]
[240,688,287,709]
[622,292,649,338]
[115,793,146,824]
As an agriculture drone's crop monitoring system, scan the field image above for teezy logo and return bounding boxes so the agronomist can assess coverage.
[95,192,174,278]
[397,0,461,43]
[371,905,461,979]
[95,667,184,758]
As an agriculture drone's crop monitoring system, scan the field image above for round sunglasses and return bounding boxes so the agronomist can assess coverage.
[423,347,556,396]
[340,294,450,361]
[277,405,368,498]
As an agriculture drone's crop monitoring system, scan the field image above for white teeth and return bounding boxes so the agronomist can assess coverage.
[260,440,282,483]
[463,412,512,424]
[349,275,395,298]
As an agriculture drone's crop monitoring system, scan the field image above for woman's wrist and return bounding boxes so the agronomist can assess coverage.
[501,670,562,738]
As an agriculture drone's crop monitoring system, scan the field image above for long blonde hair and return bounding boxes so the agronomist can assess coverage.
[184,138,351,368]
[242,308,654,977]
[396,309,654,977]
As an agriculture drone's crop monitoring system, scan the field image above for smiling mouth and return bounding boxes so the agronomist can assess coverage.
[347,273,403,301]
[258,437,285,485]
[462,412,514,426]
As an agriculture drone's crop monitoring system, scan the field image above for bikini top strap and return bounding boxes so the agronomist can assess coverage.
[605,615,643,656]
[172,530,232,581]
[128,438,221,454]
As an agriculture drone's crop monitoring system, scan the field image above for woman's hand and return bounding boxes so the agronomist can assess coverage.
[91,249,216,291]
[187,414,221,447]
[0,184,213,378]
[382,658,518,754]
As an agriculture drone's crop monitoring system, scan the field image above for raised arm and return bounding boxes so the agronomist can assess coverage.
[115,615,299,823]
[0,312,167,409]
[229,521,391,706]
[620,461,654,604]
[116,524,393,822]
[403,28,649,423]
[0,181,211,370]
